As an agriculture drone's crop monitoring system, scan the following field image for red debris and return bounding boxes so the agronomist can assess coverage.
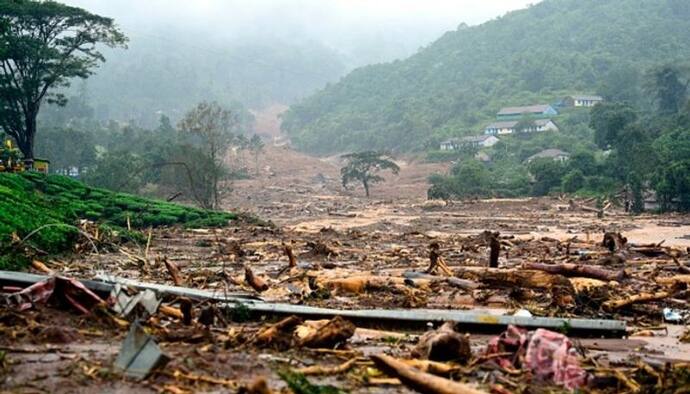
[485,325,588,390]
[2,276,105,313]
[525,329,587,390]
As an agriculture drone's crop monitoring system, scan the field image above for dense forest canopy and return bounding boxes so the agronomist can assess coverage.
[281,0,690,154]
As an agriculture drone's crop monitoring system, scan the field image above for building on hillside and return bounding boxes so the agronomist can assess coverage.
[563,95,603,108]
[496,104,558,119]
[526,149,570,163]
[439,135,499,151]
[484,119,559,135]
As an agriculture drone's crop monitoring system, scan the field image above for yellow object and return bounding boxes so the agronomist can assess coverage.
[33,159,50,174]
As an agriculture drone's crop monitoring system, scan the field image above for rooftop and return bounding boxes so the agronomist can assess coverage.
[485,119,554,129]
[569,94,603,101]
[497,104,554,116]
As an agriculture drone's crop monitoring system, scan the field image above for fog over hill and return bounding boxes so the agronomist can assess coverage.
[54,0,535,127]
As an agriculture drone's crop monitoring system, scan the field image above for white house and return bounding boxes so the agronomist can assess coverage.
[440,135,499,151]
[564,95,603,108]
[484,119,559,135]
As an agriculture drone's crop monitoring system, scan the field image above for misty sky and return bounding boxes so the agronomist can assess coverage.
[63,0,538,53]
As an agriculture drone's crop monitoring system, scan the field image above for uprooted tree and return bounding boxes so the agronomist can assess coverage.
[341,151,400,197]
[0,0,127,163]
[177,101,240,210]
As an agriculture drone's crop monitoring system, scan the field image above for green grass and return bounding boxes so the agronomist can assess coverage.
[0,172,236,269]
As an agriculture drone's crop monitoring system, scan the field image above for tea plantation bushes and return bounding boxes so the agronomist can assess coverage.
[0,172,236,269]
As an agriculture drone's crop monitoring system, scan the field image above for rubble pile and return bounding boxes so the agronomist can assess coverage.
[2,196,690,393]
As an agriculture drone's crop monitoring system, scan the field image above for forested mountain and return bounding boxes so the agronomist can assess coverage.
[281,0,690,154]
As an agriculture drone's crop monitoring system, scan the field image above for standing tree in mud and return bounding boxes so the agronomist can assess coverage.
[0,0,127,165]
[178,101,239,209]
[340,151,400,197]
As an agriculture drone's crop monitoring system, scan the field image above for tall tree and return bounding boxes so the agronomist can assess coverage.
[341,151,399,197]
[248,134,265,175]
[646,65,689,115]
[590,102,638,149]
[0,0,126,163]
[178,101,238,209]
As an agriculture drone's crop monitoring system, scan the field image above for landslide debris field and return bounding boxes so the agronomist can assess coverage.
[4,159,690,393]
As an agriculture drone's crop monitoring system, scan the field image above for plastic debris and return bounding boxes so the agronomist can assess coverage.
[663,307,689,323]
[486,325,588,390]
[114,321,169,379]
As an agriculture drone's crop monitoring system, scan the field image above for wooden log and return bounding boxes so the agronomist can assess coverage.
[631,247,668,258]
[323,276,430,294]
[370,354,487,394]
[457,268,575,306]
[245,267,269,292]
[489,233,500,268]
[412,322,471,363]
[656,275,690,285]
[252,315,303,348]
[179,297,193,325]
[159,305,184,320]
[163,257,185,286]
[283,243,297,268]
[522,262,626,282]
[299,316,355,348]
[296,357,359,376]
[672,258,690,274]
[603,291,671,311]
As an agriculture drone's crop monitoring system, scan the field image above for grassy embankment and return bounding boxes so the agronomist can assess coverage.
[0,172,236,269]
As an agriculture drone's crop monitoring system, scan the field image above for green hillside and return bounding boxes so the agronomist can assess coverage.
[281,0,690,154]
[0,172,236,269]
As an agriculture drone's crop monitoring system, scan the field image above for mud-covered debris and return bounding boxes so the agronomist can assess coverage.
[163,257,185,286]
[427,242,452,276]
[299,316,355,348]
[602,232,627,253]
[252,315,303,349]
[245,266,269,292]
[412,321,471,363]
[304,240,338,258]
[239,377,274,394]
[522,261,627,282]
[371,354,486,394]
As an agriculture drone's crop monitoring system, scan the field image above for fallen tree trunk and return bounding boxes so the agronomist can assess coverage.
[603,291,671,311]
[252,315,303,348]
[656,275,690,286]
[457,268,574,306]
[322,276,430,294]
[522,262,626,282]
[371,354,487,394]
[299,316,355,348]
